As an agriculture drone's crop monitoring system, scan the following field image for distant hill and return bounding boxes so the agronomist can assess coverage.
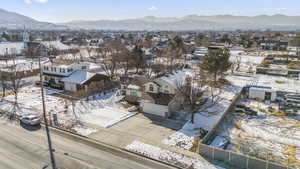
[62,15,300,31]
[1,8,300,31]
[0,8,66,30]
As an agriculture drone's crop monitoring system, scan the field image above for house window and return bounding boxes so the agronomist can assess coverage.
[67,68,73,72]
[164,90,169,94]
[54,67,57,72]
[149,84,154,92]
[130,91,138,97]
[62,68,65,73]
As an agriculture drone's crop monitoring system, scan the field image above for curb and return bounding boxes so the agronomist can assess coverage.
[41,125,179,169]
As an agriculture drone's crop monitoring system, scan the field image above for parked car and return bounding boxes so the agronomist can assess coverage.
[236,104,246,109]
[20,114,41,126]
[210,136,230,149]
[235,109,245,113]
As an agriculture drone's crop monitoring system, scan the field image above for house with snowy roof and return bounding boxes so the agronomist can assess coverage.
[135,70,192,118]
[42,61,111,93]
[42,61,90,89]
[62,70,110,92]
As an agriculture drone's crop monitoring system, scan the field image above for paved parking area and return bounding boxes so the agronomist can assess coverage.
[89,113,185,148]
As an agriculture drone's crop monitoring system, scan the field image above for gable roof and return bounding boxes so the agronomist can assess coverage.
[157,70,191,89]
[62,70,95,85]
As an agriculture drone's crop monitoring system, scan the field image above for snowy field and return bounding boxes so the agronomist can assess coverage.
[212,98,300,168]
[0,58,48,72]
[227,74,300,93]
[68,90,137,128]
[0,86,136,135]
[126,140,225,169]
[209,74,300,168]
[230,50,265,73]
[0,42,25,56]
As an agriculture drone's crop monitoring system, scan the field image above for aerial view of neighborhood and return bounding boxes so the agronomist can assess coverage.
[0,0,300,169]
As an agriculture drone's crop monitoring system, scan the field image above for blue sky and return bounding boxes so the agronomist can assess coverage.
[1,0,300,23]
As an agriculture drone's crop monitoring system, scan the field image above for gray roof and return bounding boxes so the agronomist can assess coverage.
[62,70,95,85]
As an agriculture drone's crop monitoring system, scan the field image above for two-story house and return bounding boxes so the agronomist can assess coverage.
[124,70,191,118]
[42,61,90,89]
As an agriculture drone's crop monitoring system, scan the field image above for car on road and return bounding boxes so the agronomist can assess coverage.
[20,114,41,126]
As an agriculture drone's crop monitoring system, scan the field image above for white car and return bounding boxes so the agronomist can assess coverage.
[20,114,41,126]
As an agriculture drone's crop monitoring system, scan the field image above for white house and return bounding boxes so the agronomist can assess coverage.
[140,70,192,118]
[249,87,277,101]
[42,61,90,89]
[287,46,300,56]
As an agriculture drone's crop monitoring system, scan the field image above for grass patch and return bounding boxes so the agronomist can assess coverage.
[189,138,201,152]
[288,61,300,70]
[275,80,286,84]
[122,103,132,109]
[235,121,242,129]
[289,121,300,129]
[283,146,300,168]
[272,110,287,117]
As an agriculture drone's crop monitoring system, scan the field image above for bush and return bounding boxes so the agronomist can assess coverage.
[258,60,272,68]
[288,61,300,70]
[275,80,286,84]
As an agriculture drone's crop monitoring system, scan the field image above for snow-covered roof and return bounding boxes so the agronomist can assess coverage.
[62,70,96,85]
[127,84,140,90]
[0,42,25,56]
[157,70,191,88]
[40,41,70,50]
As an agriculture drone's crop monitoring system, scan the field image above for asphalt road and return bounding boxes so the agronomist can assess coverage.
[0,119,175,169]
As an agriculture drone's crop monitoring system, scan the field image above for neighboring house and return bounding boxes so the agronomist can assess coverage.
[62,70,110,92]
[260,41,288,51]
[193,47,208,60]
[287,46,300,56]
[140,70,191,118]
[248,86,277,101]
[42,61,90,89]
[121,76,149,104]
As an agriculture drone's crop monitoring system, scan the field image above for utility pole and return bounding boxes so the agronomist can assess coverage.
[38,45,57,169]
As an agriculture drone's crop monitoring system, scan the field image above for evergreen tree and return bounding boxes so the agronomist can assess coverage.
[200,49,232,83]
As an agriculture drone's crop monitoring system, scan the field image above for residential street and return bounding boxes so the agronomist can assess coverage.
[0,119,176,169]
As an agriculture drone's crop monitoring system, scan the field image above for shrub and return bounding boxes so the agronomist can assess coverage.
[288,61,300,70]
[258,60,272,68]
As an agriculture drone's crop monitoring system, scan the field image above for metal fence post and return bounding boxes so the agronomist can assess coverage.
[212,146,215,160]
[246,156,249,169]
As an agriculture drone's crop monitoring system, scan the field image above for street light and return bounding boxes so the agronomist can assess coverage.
[37,44,57,169]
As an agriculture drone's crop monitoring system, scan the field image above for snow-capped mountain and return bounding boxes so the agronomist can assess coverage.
[62,15,300,31]
[0,8,66,30]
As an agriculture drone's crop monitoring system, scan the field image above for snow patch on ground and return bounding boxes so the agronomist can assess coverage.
[73,125,98,136]
[126,140,225,169]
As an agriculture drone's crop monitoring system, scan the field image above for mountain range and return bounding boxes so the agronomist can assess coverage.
[1,8,300,31]
[0,8,66,30]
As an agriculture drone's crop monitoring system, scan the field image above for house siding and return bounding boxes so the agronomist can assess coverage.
[141,102,169,118]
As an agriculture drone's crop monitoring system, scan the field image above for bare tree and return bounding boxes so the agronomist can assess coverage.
[163,36,186,73]
[96,40,125,79]
[6,50,24,119]
[175,78,205,123]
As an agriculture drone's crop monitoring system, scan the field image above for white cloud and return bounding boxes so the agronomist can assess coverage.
[148,5,158,11]
[24,0,48,4]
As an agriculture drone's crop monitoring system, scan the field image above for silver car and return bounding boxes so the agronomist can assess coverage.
[20,114,41,126]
